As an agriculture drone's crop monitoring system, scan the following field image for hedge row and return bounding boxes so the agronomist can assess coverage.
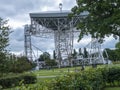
[0,73,37,89]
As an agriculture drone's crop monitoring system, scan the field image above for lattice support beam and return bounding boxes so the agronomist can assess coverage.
[24,25,32,61]
[87,38,105,64]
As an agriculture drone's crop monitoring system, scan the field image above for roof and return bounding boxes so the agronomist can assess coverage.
[30,11,71,18]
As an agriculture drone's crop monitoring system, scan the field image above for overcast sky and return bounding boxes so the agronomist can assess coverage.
[0,0,118,57]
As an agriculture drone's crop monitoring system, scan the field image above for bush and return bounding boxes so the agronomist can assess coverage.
[0,73,36,89]
[8,56,36,73]
[47,69,104,90]
[4,66,120,90]
[47,66,120,90]
[23,75,37,84]
[101,66,120,86]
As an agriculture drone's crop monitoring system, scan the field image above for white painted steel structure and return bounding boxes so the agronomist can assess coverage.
[86,38,106,64]
[24,11,85,67]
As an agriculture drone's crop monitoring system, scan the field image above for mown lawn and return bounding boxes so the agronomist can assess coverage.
[104,87,120,90]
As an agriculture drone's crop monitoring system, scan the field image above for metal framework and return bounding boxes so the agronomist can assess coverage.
[86,38,106,64]
[24,11,86,67]
[24,25,32,61]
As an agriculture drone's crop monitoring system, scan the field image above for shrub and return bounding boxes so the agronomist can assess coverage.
[8,56,36,73]
[102,66,120,86]
[47,66,120,90]
[0,73,36,89]
[3,66,120,90]
[23,75,37,84]
[48,69,104,90]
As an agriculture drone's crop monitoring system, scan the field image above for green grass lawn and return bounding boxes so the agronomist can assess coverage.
[26,64,118,82]
[33,66,83,76]
[104,87,120,90]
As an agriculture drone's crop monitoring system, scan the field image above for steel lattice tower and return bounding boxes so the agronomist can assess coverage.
[24,11,85,67]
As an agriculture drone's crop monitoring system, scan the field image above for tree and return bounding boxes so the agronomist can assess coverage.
[0,17,10,73]
[45,59,57,68]
[71,0,120,41]
[79,48,83,55]
[39,52,57,67]
[0,18,10,51]
[83,48,88,58]
[72,49,77,59]
[115,42,120,49]
[115,42,120,61]
[39,52,51,61]
[8,56,36,73]
[53,50,56,59]
[103,48,118,62]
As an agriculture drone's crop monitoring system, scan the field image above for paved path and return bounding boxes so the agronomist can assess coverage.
[37,75,59,78]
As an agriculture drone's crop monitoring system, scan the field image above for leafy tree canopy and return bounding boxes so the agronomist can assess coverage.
[115,41,120,49]
[0,17,10,73]
[0,18,10,52]
[71,0,120,41]
[39,52,51,61]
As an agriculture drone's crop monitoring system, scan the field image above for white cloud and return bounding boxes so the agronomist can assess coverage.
[102,36,118,49]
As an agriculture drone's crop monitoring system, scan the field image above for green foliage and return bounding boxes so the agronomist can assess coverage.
[0,17,11,73]
[72,49,77,59]
[0,73,36,89]
[48,69,104,90]
[6,66,120,90]
[102,67,120,86]
[104,87,120,90]
[103,48,118,61]
[83,48,88,58]
[79,48,83,55]
[39,52,57,67]
[0,52,8,73]
[0,18,10,52]
[115,42,120,60]
[115,42,120,49]
[45,59,57,68]
[103,43,120,61]
[48,66,120,90]
[53,50,56,59]
[71,0,120,41]
[7,56,35,73]
[39,52,51,61]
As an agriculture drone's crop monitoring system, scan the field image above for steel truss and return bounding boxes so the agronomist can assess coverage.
[24,11,85,67]
[24,25,32,61]
[86,38,105,64]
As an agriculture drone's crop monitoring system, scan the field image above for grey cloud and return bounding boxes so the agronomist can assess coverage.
[8,27,24,52]
[31,37,55,52]
[10,27,24,41]
[0,0,63,18]
[0,0,36,17]
[8,40,24,51]
[62,0,76,10]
